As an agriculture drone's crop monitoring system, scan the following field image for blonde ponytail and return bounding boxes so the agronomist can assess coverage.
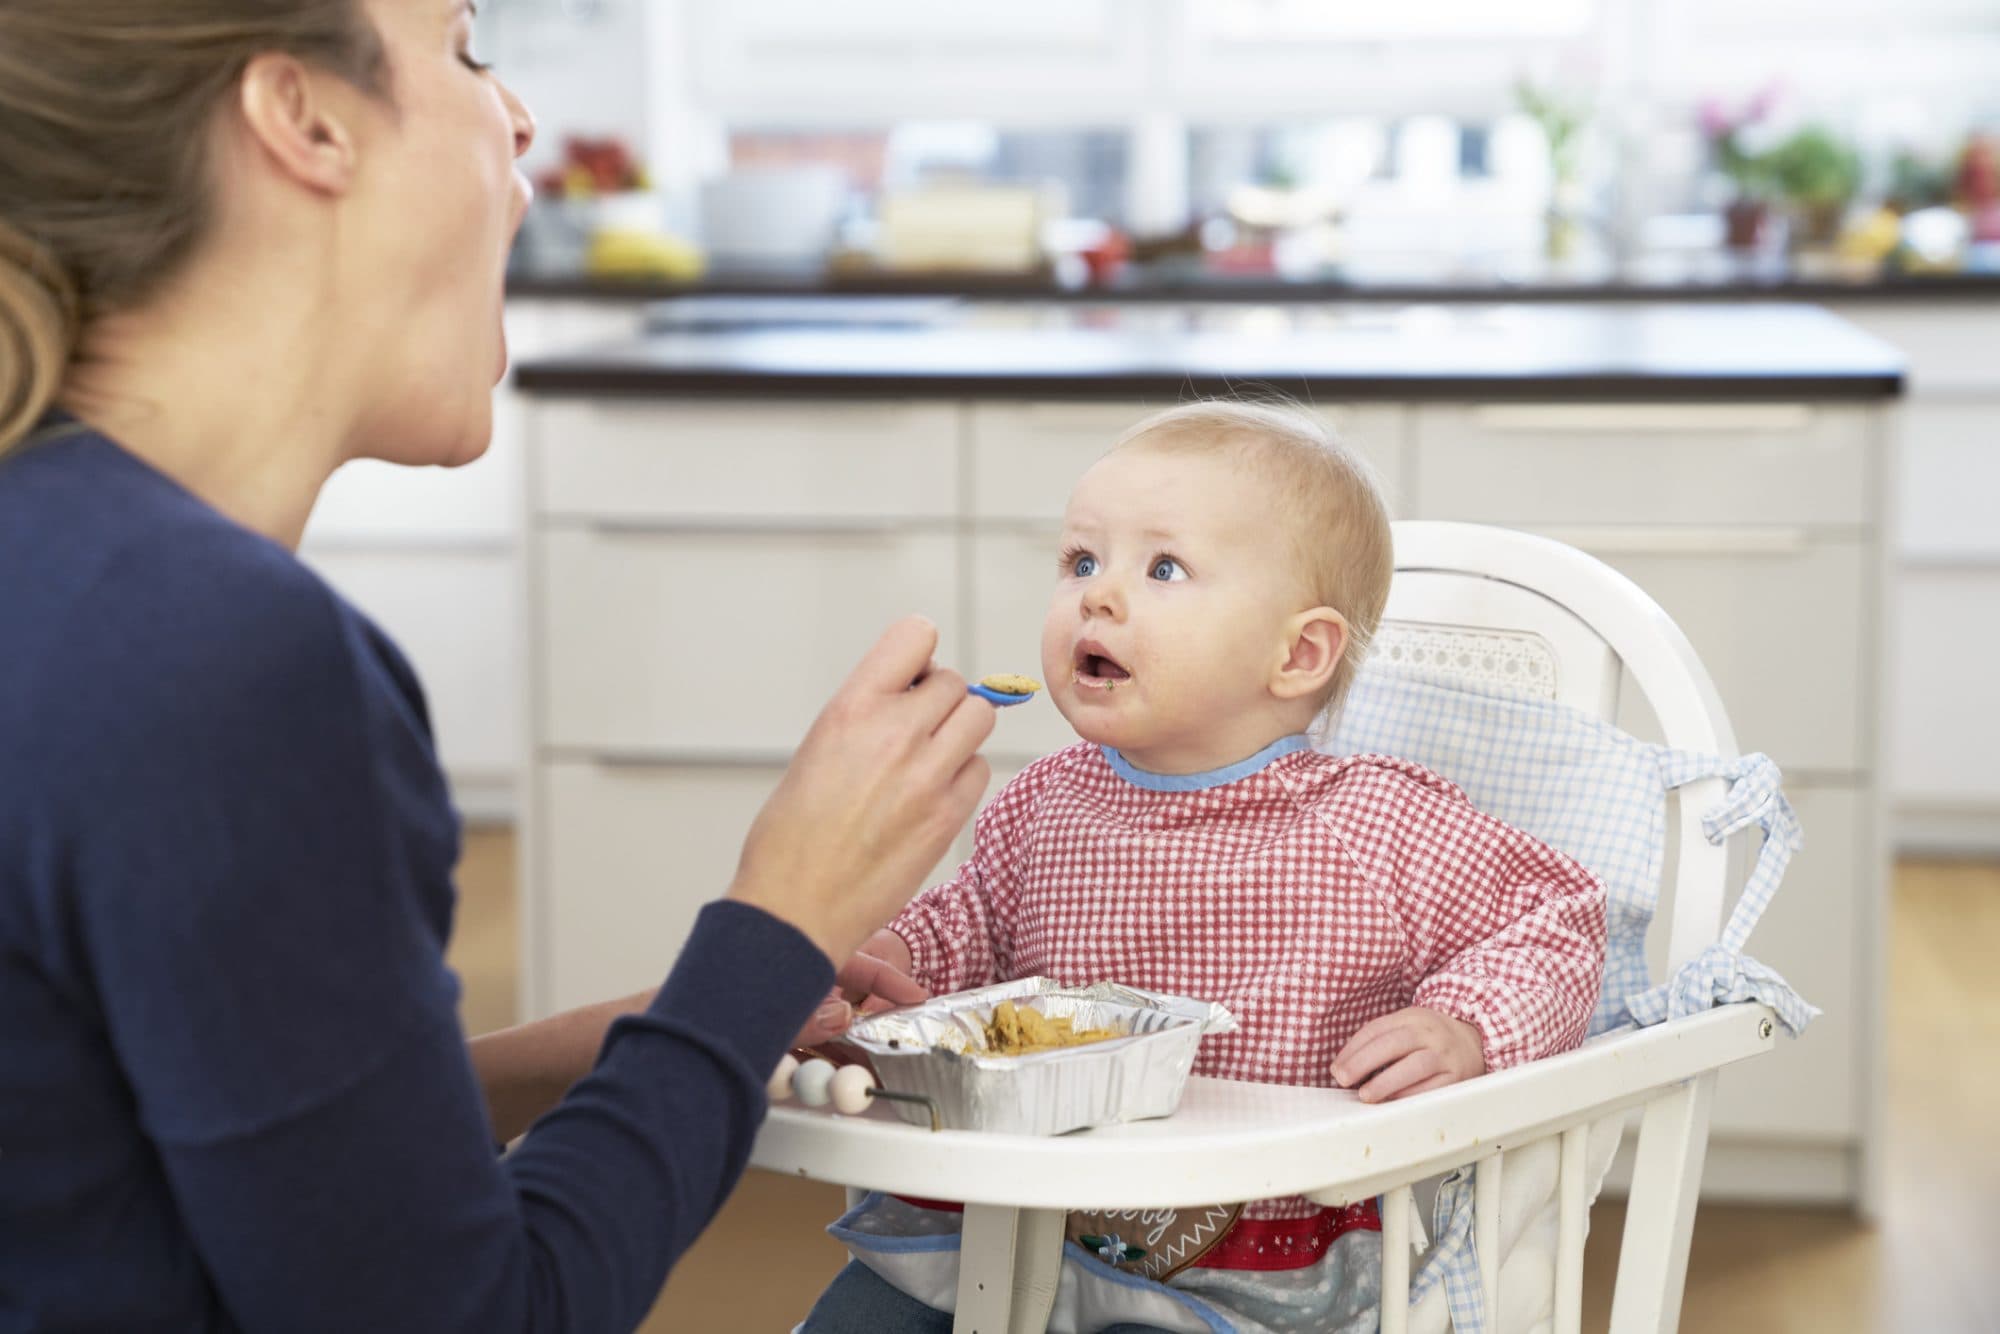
[0,218,76,457]
[0,0,386,459]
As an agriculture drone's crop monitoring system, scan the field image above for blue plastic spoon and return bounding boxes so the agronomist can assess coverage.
[968,676,1041,708]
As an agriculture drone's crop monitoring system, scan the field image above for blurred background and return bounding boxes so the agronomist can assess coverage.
[303,3,1998,1330]
[488,0,2000,290]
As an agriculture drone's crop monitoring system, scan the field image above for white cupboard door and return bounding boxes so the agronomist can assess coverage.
[540,526,959,755]
[540,761,782,1014]
[538,760,977,1015]
[1570,535,1871,777]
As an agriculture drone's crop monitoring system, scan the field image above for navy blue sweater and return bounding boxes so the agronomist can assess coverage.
[0,420,833,1331]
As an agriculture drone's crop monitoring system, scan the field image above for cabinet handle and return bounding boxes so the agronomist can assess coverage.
[1531,525,1813,556]
[583,516,943,538]
[580,749,793,770]
[1473,405,1815,434]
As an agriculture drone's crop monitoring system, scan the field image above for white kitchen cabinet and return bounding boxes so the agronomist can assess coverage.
[1892,571,2000,810]
[1824,300,2000,853]
[534,399,959,523]
[1896,400,2000,560]
[539,525,959,755]
[1417,402,1871,529]
[537,760,975,1013]
[538,760,781,1012]
[1574,535,1871,777]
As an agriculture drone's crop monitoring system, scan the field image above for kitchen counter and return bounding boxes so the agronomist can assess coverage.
[507,267,2000,306]
[512,300,1905,402]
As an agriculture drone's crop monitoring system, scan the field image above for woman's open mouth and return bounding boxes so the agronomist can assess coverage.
[1072,641,1132,689]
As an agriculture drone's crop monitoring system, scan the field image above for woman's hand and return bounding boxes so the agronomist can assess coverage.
[1330,1006,1487,1104]
[727,615,994,967]
[791,947,930,1048]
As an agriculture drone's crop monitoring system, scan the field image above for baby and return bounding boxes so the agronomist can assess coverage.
[805,401,1608,1334]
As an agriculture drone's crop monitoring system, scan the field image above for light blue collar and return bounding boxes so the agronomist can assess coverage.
[1101,734,1311,792]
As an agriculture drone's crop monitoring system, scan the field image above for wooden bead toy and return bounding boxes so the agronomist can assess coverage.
[792,1057,837,1107]
[830,1062,877,1115]
[766,1052,799,1102]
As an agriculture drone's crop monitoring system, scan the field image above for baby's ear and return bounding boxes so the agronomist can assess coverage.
[1272,607,1348,701]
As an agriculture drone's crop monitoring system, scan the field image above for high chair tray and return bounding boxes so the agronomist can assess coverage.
[753,1003,1776,1211]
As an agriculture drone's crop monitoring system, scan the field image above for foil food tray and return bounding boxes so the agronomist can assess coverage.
[842,977,1236,1136]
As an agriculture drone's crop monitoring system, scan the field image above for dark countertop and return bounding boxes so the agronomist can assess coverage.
[512,301,1906,402]
[506,266,2000,306]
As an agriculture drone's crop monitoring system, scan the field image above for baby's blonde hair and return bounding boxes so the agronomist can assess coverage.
[1113,399,1393,724]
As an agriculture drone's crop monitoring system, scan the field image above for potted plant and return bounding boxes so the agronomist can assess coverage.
[1698,87,1782,249]
[1516,79,1591,262]
[1764,126,1862,248]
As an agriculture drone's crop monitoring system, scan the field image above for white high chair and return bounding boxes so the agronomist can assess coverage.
[753,520,1780,1333]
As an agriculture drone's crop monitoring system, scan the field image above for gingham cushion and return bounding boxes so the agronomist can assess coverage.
[1328,665,1663,1038]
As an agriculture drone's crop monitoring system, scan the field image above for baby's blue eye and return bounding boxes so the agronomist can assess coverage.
[1072,553,1099,577]
[1149,557,1187,581]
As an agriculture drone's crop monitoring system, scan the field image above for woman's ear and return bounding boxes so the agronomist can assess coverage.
[1271,607,1349,702]
[235,53,360,196]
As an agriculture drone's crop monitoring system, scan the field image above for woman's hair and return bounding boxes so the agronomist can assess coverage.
[1113,398,1396,723]
[0,1,388,455]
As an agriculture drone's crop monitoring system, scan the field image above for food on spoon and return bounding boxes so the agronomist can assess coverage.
[978,673,1042,697]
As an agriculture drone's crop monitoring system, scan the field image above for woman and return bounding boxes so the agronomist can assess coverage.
[0,2,993,1329]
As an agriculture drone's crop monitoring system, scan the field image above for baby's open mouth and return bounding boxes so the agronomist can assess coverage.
[1073,643,1132,686]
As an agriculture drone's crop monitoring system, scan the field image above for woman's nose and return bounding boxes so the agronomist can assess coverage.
[499,79,537,159]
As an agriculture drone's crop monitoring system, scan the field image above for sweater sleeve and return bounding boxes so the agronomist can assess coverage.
[1330,759,1608,1071]
[58,536,834,1333]
[888,749,1065,996]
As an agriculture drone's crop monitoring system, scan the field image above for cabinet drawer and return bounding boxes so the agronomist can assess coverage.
[539,761,783,1012]
[1418,403,1873,527]
[1897,399,2000,560]
[537,760,976,1015]
[1891,569,2000,805]
[970,401,1407,520]
[1569,534,1871,775]
[1694,785,1866,1142]
[539,527,959,753]
[531,399,959,522]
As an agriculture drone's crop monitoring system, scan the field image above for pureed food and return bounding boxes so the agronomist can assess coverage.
[983,1000,1120,1055]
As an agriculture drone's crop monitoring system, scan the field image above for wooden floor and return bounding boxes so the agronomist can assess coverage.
[451,839,2000,1332]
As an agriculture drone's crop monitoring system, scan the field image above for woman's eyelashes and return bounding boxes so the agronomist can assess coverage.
[459,51,492,73]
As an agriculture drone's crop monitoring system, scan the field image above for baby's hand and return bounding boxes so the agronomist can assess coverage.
[840,940,926,1015]
[1331,1007,1487,1104]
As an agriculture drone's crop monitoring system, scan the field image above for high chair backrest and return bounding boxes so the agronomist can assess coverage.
[1375,520,1741,975]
